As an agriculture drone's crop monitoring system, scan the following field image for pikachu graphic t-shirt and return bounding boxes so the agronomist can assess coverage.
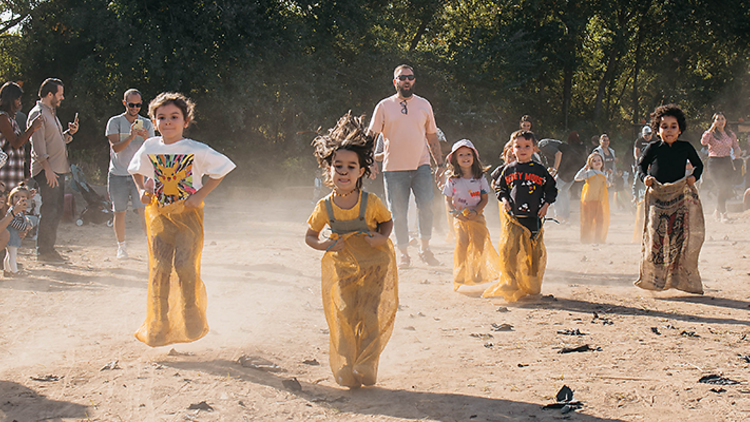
[495,161,557,218]
[128,137,236,207]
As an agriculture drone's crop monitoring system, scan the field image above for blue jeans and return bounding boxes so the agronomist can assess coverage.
[553,177,574,220]
[383,165,434,250]
[34,170,65,254]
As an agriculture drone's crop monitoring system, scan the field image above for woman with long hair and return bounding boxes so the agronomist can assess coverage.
[701,112,742,223]
[0,81,44,189]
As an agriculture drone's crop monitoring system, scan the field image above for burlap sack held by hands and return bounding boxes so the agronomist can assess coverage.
[482,210,547,302]
[321,230,398,387]
[635,177,704,294]
[452,212,500,290]
[135,200,209,347]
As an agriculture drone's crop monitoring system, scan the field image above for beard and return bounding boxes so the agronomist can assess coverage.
[396,84,413,98]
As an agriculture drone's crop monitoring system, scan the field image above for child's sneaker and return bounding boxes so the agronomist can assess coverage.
[117,242,128,260]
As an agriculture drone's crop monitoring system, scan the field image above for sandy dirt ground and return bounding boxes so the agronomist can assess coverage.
[1,184,750,422]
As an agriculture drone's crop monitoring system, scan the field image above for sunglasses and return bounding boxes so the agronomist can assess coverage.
[400,100,408,115]
[127,102,142,108]
[397,75,415,81]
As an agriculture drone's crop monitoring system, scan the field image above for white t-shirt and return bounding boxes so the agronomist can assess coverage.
[442,176,490,209]
[128,137,236,206]
[105,113,155,176]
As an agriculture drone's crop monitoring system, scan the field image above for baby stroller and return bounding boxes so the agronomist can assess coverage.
[69,164,114,227]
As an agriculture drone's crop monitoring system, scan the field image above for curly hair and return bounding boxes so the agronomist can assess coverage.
[312,111,375,190]
[148,92,196,125]
[650,104,686,134]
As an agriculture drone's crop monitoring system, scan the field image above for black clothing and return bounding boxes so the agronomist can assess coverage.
[707,156,735,213]
[633,136,654,158]
[558,143,587,183]
[537,139,562,167]
[638,139,703,184]
[490,164,506,183]
[495,161,557,218]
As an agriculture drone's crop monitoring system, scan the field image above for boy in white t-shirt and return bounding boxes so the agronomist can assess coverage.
[128,92,235,347]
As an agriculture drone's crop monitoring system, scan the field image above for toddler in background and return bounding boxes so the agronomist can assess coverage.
[575,152,609,244]
[5,184,31,276]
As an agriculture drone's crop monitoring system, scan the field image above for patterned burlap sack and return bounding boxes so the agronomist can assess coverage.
[634,177,704,294]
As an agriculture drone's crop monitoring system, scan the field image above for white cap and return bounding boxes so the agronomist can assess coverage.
[446,139,479,164]
[642,125,652,135]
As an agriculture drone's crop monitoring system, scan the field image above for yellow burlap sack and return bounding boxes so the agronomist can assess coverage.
[452,212,500,290]
[634,178,704,294]
[482,211,546,301]
[321,231,398,388]
[580,174,609,243]
[444,204,456,242]
[135,199,208,347]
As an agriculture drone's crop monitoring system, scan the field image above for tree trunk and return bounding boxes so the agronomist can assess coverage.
[562,63,573,130]
[594,48,616,120]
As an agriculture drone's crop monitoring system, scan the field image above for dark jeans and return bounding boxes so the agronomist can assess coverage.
[34,170,65,254]
[708,156,734,213]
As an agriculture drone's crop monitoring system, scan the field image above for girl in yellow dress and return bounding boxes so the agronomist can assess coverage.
[305,112,398,389]
[575,152,610,244]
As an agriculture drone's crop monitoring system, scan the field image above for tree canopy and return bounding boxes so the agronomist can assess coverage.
[2,0,749,184]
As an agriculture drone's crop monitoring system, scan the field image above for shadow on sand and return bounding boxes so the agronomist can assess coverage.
[513,295,750,327]
[0,380,88,422]
[159,358,626,422]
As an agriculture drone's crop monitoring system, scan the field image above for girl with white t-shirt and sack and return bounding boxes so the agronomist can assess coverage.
[442,139,500,291]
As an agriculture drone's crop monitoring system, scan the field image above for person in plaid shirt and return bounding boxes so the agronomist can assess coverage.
[0,82,44,190]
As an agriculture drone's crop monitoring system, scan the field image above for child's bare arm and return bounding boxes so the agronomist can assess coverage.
[474,193,488,214]
[186,176,224,208]
[365,219,393,248]
[306,228,343,252]
[538,203,550,217]
[132,174,151,204]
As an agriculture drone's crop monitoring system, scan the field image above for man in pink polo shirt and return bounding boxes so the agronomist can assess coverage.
[368,64,444,269]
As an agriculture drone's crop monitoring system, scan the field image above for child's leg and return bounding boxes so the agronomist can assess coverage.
[4,247,16,272]
[329,271,363,388]
[145,213,177,344]
[580,202,593,243]
[172,209,206,339]
[452,219,470,288]
[350,250,394,386]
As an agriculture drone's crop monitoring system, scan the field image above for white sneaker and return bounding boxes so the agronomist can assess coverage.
[117,246,128,260]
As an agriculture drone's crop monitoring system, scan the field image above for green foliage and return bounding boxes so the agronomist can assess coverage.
[2,0,749,182]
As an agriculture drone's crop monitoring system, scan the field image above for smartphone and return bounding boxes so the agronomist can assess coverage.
[133,120,144,130]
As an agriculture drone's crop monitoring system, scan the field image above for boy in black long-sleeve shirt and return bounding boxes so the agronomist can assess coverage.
[496,131,557,237]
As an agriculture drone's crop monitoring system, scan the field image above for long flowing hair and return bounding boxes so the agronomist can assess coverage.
[311,111,374,190]
[710,112,735,140]
[447,146,490,179]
